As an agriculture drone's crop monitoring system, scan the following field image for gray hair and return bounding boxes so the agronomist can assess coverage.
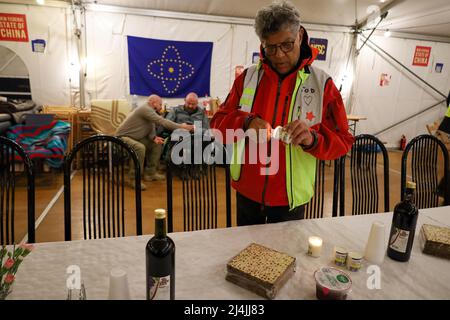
[254,1,301,40]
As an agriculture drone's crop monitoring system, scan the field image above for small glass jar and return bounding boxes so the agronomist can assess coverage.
[334,246,348,267]
[347,252,363,272]
[271,126,292,144]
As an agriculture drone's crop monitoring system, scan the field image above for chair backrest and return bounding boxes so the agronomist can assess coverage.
[304,159,340,219]
[166,138,231,232]
[0,136,35,244]
[401,134,449,208]
[339,134,390,216]
[90,99,130,135]
[63,135,142,241]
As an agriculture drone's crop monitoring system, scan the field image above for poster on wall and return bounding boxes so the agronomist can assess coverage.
[379,73,391,86]
[31,39,46,53]
[0,13,29,42]
[435,63,444,73]
[252,52,260,64]
[309,38,328,61]
[235,65,244,79]
[412,46,431,67]
[127,36,212,98]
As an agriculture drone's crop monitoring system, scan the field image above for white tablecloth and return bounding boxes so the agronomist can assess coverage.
[8,206,450,300]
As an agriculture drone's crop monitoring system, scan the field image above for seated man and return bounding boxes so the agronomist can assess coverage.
[160,92,211,166]
[115,94,194,190]
[166,92,210,132]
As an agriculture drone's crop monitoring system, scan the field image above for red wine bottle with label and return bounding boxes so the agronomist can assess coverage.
[146,209,175,300]
[387,181,419,262]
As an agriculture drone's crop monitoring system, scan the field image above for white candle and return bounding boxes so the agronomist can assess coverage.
[308,236,323,257]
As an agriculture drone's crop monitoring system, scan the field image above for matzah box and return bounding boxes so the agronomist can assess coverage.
[226,243,296,299]
[420,224,450,260]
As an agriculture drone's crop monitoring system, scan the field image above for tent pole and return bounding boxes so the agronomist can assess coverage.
[72,0,87,110]
[364,36,447,99]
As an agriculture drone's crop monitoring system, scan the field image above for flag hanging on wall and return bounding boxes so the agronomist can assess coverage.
[127,36,213,98]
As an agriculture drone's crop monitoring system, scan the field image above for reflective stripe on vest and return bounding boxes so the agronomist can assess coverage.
[231,64,261,181]
[238,62,262,112]
[231,64,329,209]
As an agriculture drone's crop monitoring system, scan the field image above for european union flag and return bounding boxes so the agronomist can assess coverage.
[127,36,213,98]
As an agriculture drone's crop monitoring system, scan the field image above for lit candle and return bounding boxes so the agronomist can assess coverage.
[308,236,323,257]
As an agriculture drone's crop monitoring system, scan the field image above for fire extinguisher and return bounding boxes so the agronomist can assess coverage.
[400,135,407,151]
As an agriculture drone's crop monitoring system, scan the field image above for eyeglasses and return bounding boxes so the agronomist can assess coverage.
[263,41,295,56]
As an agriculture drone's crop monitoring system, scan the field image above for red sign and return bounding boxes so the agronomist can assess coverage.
[234,65,244,79]
[412,46,431,67]
[0,13,29,42]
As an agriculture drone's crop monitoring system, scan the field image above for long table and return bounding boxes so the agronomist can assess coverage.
[9,206,450,300]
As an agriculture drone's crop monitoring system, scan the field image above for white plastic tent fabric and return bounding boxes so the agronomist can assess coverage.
[1,0,449,146]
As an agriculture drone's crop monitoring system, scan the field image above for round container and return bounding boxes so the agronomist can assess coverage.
[314,267,352,300]
[334,246,348,266]
[271,126,292,144]
[347,251,363,272]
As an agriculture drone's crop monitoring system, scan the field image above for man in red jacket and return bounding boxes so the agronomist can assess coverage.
[211,1,354,225]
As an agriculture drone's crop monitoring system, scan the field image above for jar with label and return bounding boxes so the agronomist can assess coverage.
[314,267,352,300]
[346,251,363,272]
[334,246,348,266]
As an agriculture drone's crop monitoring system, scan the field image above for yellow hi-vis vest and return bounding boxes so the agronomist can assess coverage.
[230,63,330,209]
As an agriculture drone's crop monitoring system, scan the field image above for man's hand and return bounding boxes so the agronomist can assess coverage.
[247,117,272,143]
[180,123,195,132]
[153,136,165,145]
[284,120,314,147]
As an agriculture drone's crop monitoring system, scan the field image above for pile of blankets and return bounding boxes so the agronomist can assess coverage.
[0,99,41,134]
[6,120,71,168]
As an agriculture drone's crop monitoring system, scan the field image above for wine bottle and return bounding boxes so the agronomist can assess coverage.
[146,209,175,299]
[387,181,419,262]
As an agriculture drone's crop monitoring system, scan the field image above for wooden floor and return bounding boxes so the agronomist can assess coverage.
[5,150,445,243]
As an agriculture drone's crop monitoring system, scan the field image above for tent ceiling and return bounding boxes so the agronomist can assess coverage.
[88,0,450,38]
[5,0,450,38]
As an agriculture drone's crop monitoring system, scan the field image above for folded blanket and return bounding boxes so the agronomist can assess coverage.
[0,101,41,124]
[6,120,71,168]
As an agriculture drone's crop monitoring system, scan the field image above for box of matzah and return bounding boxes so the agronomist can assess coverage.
[226,243,296,299]
[420,224,450,260]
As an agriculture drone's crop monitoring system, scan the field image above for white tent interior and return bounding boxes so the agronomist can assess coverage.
[1,0,449,147]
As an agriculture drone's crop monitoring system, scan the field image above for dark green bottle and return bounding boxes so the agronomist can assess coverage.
[387,181,419,262]
[146,209,175,299]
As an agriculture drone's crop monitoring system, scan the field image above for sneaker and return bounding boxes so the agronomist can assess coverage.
[144,173,165,181]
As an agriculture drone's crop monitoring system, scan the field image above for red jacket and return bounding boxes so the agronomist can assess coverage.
[211,35,354,206]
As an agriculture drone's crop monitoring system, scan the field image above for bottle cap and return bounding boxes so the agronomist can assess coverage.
[406,181,416,189]
[154,209,166,219]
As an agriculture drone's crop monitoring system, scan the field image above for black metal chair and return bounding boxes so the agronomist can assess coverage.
[304,159,341,219]
[339,134,390,216]
[0,136,35,244]
[401,134,449,208]
[63,135,142,241]
[166,138,231,232]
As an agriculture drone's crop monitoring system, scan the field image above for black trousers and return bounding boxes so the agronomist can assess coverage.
[236,192,305,226]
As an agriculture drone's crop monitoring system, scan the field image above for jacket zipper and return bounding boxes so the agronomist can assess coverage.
[261,78,282,210]
[281,95,289,125]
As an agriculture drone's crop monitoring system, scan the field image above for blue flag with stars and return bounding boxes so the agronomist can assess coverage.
[127,36,213,98]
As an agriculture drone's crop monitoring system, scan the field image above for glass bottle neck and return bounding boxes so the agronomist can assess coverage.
[155,218,166,238]
[404,188,415,202]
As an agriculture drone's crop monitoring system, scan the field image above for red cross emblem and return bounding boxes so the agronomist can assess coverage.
[306,111,315,121]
